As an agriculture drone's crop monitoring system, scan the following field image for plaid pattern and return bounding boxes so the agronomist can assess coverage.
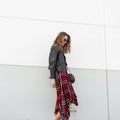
[54,68,78,120]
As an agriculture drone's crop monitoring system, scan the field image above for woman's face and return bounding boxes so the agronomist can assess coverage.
[61,35,68,46]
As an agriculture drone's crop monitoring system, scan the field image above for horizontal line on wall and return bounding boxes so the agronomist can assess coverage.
[0,15,119,28]
[0,63,118,71]
[0,15,104,27]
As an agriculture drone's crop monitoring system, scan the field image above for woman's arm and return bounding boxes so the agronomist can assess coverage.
[48,45,59,79]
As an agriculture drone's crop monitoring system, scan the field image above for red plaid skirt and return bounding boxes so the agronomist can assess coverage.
[54,69,78,120]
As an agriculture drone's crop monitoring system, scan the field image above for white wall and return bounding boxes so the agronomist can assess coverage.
[0,0,120,70]
[0,0,120,120]
[0,19,105,69]
[0,0,105,70]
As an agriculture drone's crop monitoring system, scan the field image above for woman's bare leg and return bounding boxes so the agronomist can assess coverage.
[54,111,61,120]
[69,102,72,107]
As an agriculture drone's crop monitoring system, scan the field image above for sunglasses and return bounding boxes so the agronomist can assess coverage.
[64,38,68,43]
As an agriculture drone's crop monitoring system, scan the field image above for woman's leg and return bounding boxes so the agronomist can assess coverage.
[69,103,72,107]
[54,111,61,120]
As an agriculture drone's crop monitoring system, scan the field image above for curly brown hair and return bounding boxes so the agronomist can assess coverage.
[51,31,71,54]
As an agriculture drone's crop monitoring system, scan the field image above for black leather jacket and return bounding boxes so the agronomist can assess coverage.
[48,44,67,79]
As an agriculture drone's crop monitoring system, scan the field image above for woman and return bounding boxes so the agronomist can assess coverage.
[48,32,78,120]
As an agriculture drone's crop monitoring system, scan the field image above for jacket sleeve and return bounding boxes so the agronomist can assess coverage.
[48,45,59,79]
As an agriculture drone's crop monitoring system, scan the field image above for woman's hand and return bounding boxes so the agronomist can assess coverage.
[51,79,56,88]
